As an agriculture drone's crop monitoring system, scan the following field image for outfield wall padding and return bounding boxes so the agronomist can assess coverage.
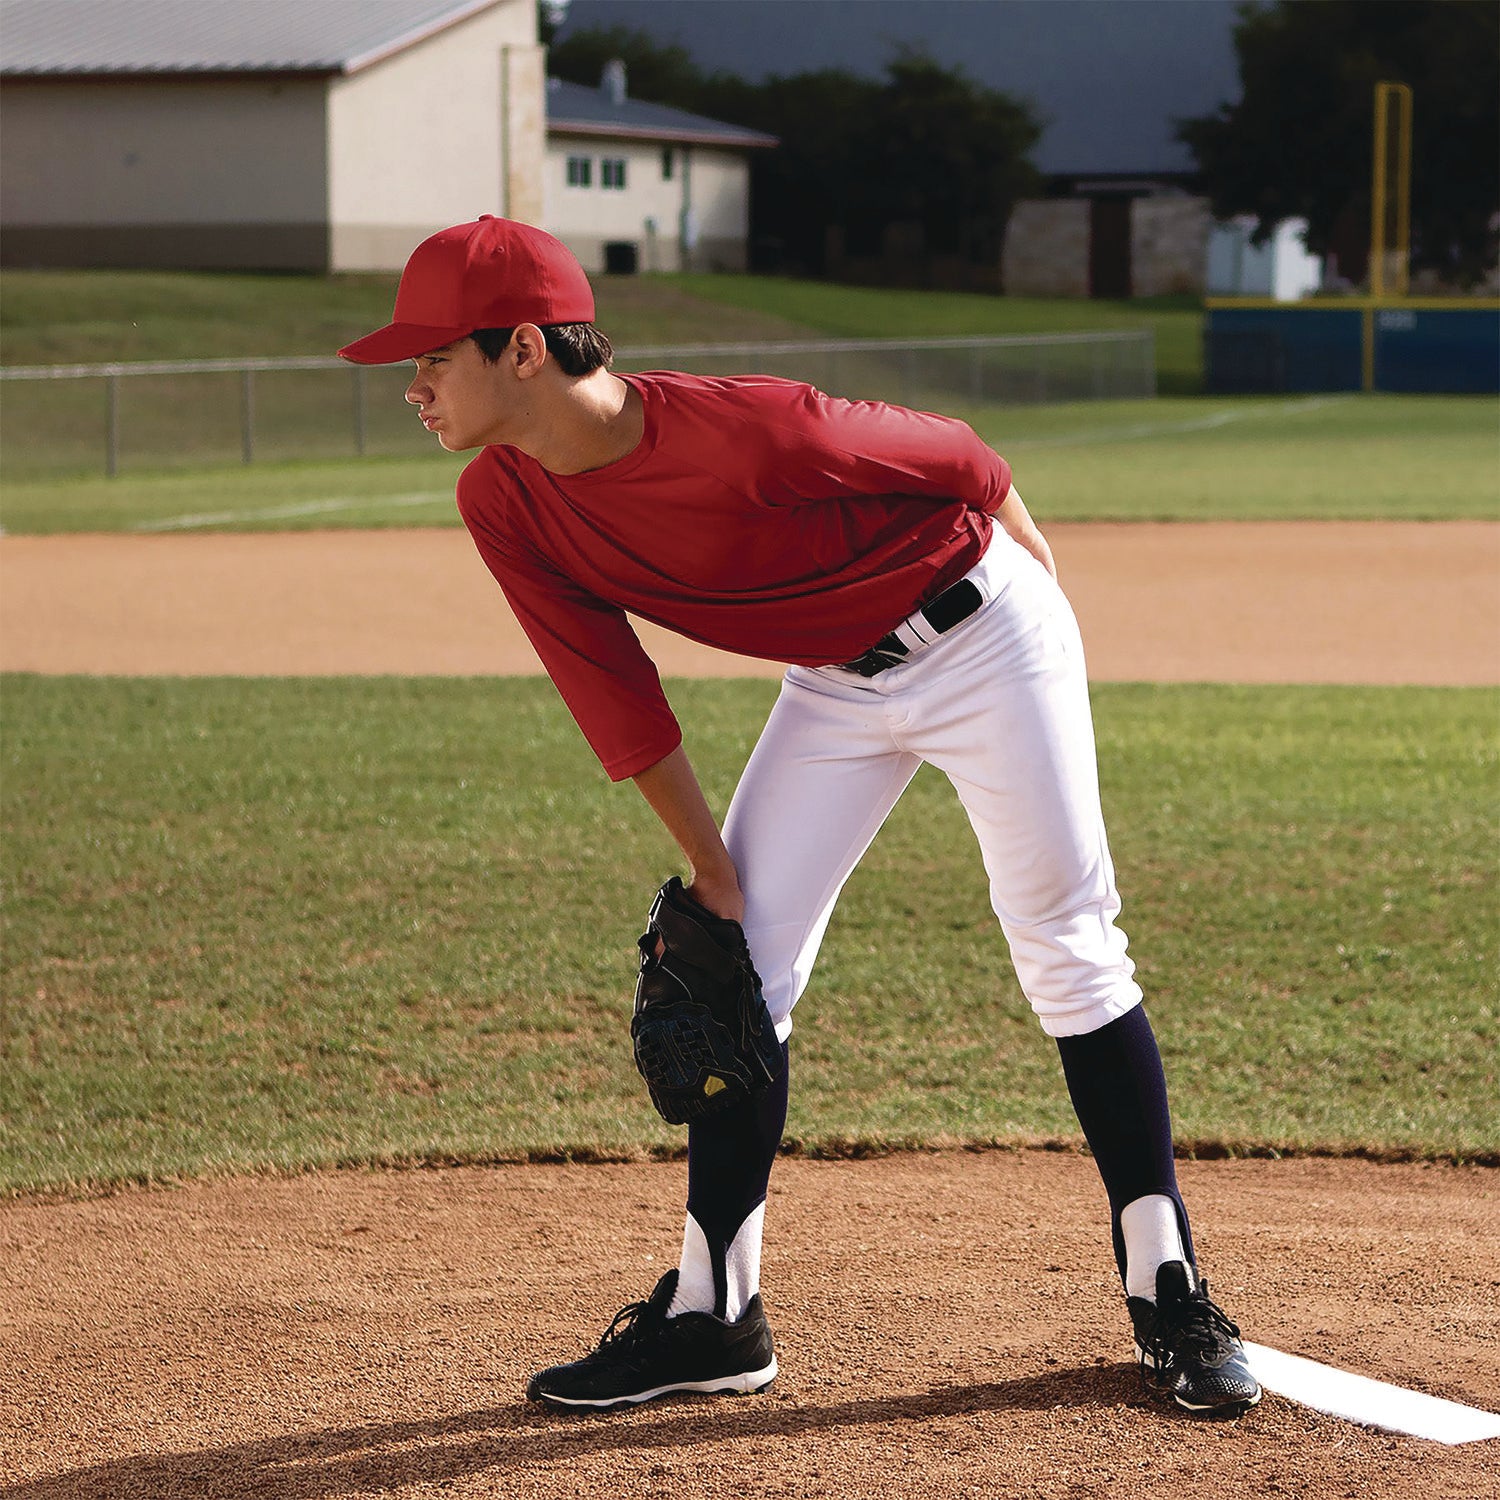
[1205,301,1500,394]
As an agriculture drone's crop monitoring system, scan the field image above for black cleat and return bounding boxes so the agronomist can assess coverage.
[1128,1260,1262,1416]
[526,1270,778,1410]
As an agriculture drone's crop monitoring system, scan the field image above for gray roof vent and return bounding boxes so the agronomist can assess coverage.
[601,58,626,104]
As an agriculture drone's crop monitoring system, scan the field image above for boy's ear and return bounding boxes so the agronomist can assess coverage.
[511,323,549,376]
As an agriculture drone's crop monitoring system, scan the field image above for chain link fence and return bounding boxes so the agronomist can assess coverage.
[0,331,1154,480]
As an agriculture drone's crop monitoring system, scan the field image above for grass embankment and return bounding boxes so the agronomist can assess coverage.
[0,267,1198,377]
[1,266,1196,483]
[3,676,1494,1196]
[671,275,1204,394]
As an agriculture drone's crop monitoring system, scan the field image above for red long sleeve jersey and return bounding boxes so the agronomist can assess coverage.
[456,371,1012,780]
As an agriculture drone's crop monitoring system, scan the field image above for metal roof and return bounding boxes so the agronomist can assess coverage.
[0,0,501,76]
[547,78,777,150]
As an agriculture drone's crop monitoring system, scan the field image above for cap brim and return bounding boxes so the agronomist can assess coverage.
[337,323,472,364]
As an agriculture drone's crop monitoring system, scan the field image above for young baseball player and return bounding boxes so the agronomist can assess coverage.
[339,216,1261,1418]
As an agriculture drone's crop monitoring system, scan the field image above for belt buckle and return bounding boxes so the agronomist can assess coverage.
[842,639,907,677]
[842,577,982,677]
[920,577,983,635]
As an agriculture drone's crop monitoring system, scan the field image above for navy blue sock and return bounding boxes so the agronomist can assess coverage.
[685,1042,789,1313]
[1055,1006,1195,1284]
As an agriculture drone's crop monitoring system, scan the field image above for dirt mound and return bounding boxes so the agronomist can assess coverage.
[4,1153,1496,1498]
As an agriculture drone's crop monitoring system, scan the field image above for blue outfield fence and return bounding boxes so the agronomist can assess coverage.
[1204,299,1500,395]
[0,331,1155,480]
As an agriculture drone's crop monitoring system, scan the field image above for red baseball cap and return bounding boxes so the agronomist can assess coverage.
[338,216,596,365]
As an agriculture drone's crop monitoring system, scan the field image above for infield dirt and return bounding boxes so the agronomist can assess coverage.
[4,1156,1497,1498]
[2,521,1498,684]
[2,523,1497,1497]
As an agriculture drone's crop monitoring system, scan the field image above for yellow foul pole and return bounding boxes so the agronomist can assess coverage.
[1367,81,1413,389]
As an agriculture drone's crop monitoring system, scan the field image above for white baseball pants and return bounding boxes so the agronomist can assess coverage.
[723,533,1144,1041]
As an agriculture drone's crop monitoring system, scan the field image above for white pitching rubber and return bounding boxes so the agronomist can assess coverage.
[1243,1342,1500,1446]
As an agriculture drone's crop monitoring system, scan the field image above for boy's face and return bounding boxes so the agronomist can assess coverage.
[404,336,518,452]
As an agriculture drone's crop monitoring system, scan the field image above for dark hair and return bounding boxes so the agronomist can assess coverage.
[470,324,613,376]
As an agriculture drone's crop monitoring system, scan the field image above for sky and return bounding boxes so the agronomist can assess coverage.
[553,0,1245,176]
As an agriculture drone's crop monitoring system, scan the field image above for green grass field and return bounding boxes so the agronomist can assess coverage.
[3,271,1496,1198]
[4,270,1493,519]
[2,676,1495,1196]
[3,394,1495,532]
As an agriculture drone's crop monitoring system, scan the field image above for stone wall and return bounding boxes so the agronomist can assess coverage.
[1002,193,1212,298]
[1132,196,1212,297]
[1001,200,1090,297]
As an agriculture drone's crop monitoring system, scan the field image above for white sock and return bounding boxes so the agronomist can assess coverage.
[669,1203,766,1323]
[1120,1193,1195,1301]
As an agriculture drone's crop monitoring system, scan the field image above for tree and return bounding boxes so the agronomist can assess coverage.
[702,66,883,273]
[865,48,1040,266]
[547,24,711,108]
[1177,0,1499,287]
[546,26,1041,282]
[536,1,567,48]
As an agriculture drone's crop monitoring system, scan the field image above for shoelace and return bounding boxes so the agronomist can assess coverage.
[592,1292,666,1354]
[1159,1281,1243,1365]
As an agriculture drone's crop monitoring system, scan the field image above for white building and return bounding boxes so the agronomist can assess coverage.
[0,0,544,272]
[0,2,775,278]
[1205,216,1324,302]
[545,63,776,276]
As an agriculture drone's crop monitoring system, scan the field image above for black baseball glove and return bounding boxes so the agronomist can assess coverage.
[630,876,784,1125]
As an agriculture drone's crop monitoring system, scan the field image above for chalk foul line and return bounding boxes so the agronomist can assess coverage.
[1005,395,1353,451]
[129,491,451,532]
[1243,1342,1500,1445]
[126,399,1355,532]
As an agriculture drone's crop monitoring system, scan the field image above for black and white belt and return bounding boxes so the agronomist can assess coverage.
[839,576,985,677]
